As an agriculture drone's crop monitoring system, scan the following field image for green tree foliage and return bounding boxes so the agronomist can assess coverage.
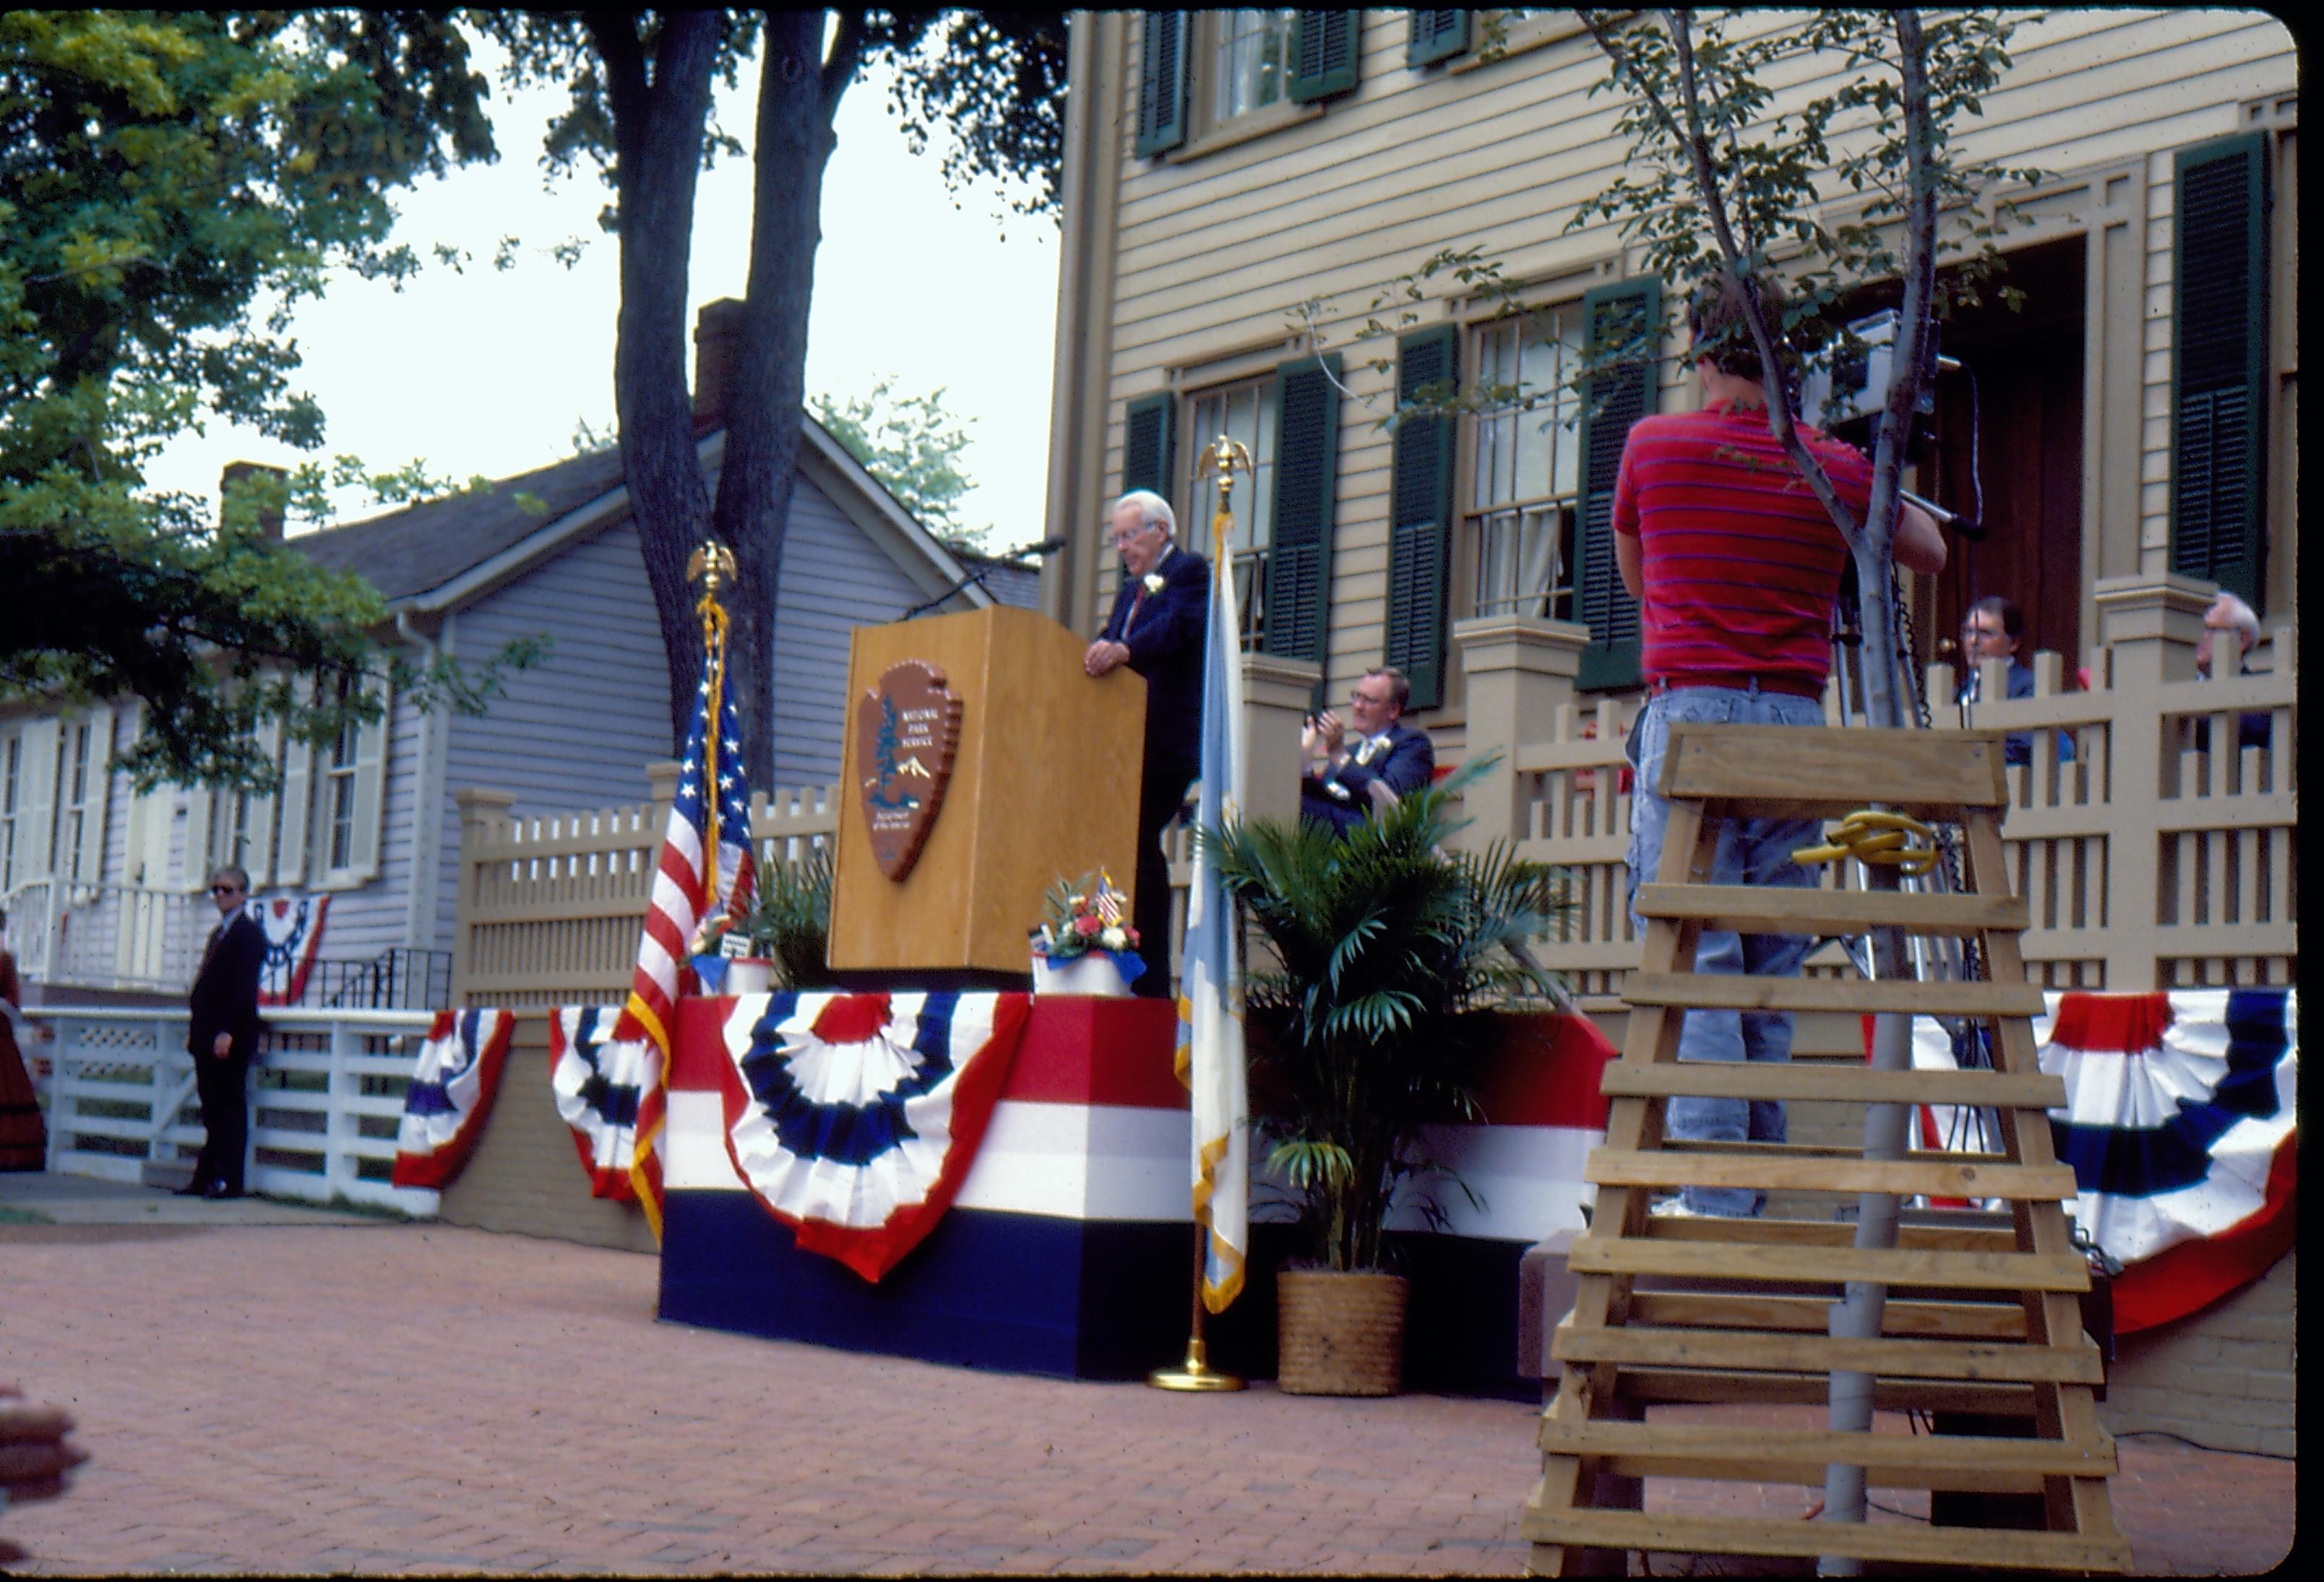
[481,10,1067,787]
[809,379,984,550]
[0,10,528,789]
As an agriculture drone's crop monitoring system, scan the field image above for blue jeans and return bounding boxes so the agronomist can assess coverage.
[1626,685,1823,1216]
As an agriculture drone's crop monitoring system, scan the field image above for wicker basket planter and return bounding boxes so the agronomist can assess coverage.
[1275,1269,1408,1396]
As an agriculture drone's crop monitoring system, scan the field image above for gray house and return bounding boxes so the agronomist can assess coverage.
[4,374,1035,1004]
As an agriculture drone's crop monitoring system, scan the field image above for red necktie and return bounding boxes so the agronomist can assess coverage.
[1124,585,1145,635]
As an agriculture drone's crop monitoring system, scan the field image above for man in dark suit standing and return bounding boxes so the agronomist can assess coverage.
[1083,489,1209,999]
[1300,666,1436,839]
[181,864,266,1199]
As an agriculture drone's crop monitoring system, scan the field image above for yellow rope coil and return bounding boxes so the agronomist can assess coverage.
[1793,809,1940,876]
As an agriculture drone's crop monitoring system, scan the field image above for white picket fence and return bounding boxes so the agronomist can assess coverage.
[33,1005,439,1216]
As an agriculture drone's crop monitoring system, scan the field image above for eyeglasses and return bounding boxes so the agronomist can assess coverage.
[209,885,244,896]
[1351,690,1394,708]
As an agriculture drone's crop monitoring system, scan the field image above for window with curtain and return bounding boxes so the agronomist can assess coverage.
[1210,9,1299,122]
[1466,306,1585,621]
[1186,375,1281,649]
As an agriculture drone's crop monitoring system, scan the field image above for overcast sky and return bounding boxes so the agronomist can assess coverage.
[142,40,1062,551]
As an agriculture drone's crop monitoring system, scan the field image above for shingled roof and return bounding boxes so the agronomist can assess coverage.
[286,445,630,604]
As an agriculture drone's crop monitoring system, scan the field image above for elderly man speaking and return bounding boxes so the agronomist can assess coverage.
[1083,489,1210,997]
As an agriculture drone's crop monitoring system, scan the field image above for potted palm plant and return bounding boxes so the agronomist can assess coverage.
[736,845,835,992]
[1206,758,1562,1396]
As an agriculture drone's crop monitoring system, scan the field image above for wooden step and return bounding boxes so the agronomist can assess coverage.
[1535,1419,2116,1489]
[1591,1148,2078,1201]
[1622,971,2048,1016]
[1600,1060,2066,1109]
[1640,1216,2020,1253]
[1661,723,2011,814]
[1611,1366,2039,1415]
[1627,1291,2028,1341]
[1552,1323,2103,1383]
[1520,1506,2130,1573]
[1633,883,2031,938]
[1568,1234,2090,1293]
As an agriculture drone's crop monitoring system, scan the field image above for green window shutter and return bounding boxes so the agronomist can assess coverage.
[1385,324,1458,710]
[1574,276,1663,692]
[1290,11,1361,103]
[1134,12,1189,157]
[1122,392,1176,502]
[1263,355,1343,666]
[1406,9,1469,67]
[2170,132,2270,613]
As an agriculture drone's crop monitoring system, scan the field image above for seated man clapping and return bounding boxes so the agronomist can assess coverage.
[1299,666,1436,838]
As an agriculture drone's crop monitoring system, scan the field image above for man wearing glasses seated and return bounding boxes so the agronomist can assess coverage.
[1299,666,1436,839]
[179,866,266,1200]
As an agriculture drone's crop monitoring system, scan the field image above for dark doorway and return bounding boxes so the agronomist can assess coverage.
[1922,234,2088,677]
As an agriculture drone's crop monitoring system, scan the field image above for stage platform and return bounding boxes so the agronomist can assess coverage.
[658,994,1613,1391]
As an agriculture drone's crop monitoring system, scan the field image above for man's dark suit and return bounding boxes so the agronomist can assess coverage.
[1300,722,1436,839]
[1098,543,1210,998]
[186,908,266,1195]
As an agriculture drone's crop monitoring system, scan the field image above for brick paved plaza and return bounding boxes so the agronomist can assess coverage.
[0,1181,2295,1575]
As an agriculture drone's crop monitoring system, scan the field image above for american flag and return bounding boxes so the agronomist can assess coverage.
[1093,872,1124,929]
[616,659,757,1238]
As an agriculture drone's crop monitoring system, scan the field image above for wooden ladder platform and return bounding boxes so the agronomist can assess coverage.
[1522,725,2128,1576]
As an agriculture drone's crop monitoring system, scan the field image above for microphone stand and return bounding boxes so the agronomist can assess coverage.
[900,541,1059,620]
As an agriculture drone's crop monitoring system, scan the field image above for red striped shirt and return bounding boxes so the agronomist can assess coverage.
[1611,401,1872,687]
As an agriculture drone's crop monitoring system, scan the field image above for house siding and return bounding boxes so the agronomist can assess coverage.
[1058,9,2298,724]
[435,518,675,950]
[768,470,941,786]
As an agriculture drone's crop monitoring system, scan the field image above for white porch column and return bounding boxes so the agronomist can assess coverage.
[1240,652,1322,827]
[1453,615,1590,849]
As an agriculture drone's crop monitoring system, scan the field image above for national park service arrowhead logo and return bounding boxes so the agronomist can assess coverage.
[855,661,963,882]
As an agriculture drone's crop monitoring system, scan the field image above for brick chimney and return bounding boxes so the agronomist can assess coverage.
[693,298,747,434]
[220,461,288,540]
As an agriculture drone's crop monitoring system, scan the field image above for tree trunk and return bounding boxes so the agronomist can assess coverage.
[597,12,724,755]
[712,9,856,796]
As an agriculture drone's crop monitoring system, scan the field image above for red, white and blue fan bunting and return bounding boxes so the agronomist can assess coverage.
[246,894,330,1007]
[390,1009,515,1190]
[551,1005,655,1200]
[718,989,1032,1282]
[1911,986,2296,1333]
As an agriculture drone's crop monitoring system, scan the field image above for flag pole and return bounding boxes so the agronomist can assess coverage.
[1150,1223,1242,1390]
[1148,434,1253,1396]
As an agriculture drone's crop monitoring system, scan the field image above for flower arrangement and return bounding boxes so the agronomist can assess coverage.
[1028,871,1139,964]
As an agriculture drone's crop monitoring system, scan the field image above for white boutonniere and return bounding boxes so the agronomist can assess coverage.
[1142,572,1165,595]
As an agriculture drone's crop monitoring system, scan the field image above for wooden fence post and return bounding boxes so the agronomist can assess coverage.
[451,788,516,1008]
[1453,614,1590,851]
[2090,572,2215,991]
[1239,652,1323,827]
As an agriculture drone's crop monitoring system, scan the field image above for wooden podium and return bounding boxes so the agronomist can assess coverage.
[828,605,1144,976]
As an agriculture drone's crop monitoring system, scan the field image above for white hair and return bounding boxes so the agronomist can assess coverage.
[2208,590,2260,652]
[1111,489,1176,539]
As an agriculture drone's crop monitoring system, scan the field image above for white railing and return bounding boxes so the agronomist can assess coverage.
[30,1005,439,1216]
[3,877,212,994]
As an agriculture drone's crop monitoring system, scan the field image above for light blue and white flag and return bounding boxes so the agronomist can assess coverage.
[1175,497,1249,1312]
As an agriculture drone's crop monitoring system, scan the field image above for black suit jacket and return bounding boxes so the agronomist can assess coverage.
[189,911,266,1058]
[1301,722,1437,838]
[1101,544,1210,779]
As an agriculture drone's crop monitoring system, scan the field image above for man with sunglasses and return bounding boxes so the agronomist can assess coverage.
[181,866,266,1200]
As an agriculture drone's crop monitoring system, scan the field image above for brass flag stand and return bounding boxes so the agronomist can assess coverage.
[1150,434,1254,1396]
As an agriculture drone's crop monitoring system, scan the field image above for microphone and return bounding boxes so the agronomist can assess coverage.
[1004,537,1068,560]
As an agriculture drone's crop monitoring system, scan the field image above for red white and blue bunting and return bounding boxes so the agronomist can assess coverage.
[718,989,1032,1282]
[551,1005,656,1202]
[390,1009,515,1190]
[246,894,330,1007]
[1912,986,2297,1333]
